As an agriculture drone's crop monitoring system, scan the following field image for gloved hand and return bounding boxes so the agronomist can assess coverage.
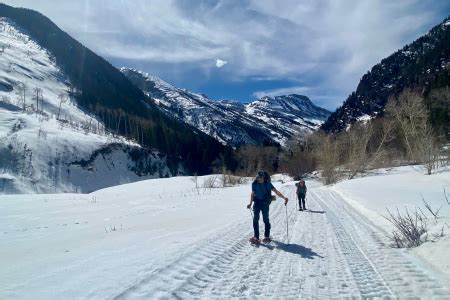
[284,197,289,206]
[247,204,252,209]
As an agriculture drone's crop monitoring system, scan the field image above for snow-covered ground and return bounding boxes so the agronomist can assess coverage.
[0,18,172,194]
[329,165,450,281]
[2,171,450,298]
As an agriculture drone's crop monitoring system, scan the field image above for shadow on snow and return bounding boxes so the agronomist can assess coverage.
[272,241,324,259]
[306,209,325,214]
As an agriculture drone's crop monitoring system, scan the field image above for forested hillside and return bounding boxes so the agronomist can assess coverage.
[322,17,450,138]
[0,3,233,175]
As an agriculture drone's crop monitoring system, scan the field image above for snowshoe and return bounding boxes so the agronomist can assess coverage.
[249,237,261,245]
[262,237,272,244]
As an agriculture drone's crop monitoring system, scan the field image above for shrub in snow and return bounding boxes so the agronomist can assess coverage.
[384,207,427,248]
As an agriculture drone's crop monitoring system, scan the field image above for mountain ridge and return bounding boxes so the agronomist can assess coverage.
[121,67,330,146]
[322,16,450,133]
[0,3,231,176]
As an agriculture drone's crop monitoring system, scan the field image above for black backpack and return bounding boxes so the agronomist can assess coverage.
[263,171,271,183]
[252,171,275,204]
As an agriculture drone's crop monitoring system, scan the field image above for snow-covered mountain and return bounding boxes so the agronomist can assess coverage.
[1,3,230,183]
[322,17,450,133]
[0,17,177,194]
[122,68,330,146]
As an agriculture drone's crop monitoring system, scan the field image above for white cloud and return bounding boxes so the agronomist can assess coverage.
[215,59,227,68]
[3,0,449,108]
[253,86,311,99]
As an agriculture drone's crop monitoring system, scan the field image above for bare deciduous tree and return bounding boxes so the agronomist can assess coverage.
[236,145,279,176]
[15,82,27,110]
[32,87,42,113]
[57,93,67,120]
[317,132,341,184]
[344,121,373,179]
[367,116,396,168]
[280,132,317,178]
[385,90,440,174]
[419,123,440,175]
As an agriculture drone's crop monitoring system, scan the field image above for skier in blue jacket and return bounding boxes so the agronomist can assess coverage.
[247,170,288,243]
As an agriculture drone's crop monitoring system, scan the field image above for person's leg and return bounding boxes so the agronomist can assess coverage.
[297,194,302,210]
[261,204,271,238]
[253,205,261,239]
[302,194,306,209]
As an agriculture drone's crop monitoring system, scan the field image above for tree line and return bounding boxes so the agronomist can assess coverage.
[286,89,448,184]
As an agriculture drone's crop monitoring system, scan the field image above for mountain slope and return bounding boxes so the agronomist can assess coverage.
[122,68,330,146]
[322,17,450,133]
[0,17,176,193]
[0,3,230,177]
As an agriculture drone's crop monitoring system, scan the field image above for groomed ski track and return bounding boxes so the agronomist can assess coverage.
[113,185,450,299]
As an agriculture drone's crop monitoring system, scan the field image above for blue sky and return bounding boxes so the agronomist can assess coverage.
[3,0,450,110]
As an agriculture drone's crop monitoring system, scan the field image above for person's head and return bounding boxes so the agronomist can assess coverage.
[299,180,305,186]
[256,170,265,183]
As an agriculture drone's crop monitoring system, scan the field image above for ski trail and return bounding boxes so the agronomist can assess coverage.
[313,189,450,298]
[112,187,290,299]
[113,185,450,299]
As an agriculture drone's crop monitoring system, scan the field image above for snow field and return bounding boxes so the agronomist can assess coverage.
[2,172,450,298]
[0,176,256,298]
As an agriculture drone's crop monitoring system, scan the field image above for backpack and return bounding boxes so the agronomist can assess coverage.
[296,181,307,194]
[262,171,271,183]
[253,171,275,204]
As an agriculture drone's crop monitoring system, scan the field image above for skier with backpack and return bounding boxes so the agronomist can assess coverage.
[295,180,307,211]
[247,170,289,244]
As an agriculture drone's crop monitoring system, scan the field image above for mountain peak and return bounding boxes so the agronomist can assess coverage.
[120,67,174,90]
[122,69,331,146]
[248,94,329,120]
[255,94,311,105]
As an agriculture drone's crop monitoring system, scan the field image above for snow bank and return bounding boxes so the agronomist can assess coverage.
[328,166,450,279]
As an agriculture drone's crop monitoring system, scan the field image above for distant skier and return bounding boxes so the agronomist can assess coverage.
[295,180,307,211]
[247,170,288,244]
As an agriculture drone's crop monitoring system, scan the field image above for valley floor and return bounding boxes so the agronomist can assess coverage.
[1,169,450,299]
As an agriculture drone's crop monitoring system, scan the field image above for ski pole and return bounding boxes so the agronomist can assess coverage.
[285,204,290,245]
[249,207,254,220]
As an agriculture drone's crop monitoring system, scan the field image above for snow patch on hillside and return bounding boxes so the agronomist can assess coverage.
[0,18,173,194]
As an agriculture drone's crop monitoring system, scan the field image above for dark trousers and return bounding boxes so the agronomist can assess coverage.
[298,193,306,209]
[253,202,270,239]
